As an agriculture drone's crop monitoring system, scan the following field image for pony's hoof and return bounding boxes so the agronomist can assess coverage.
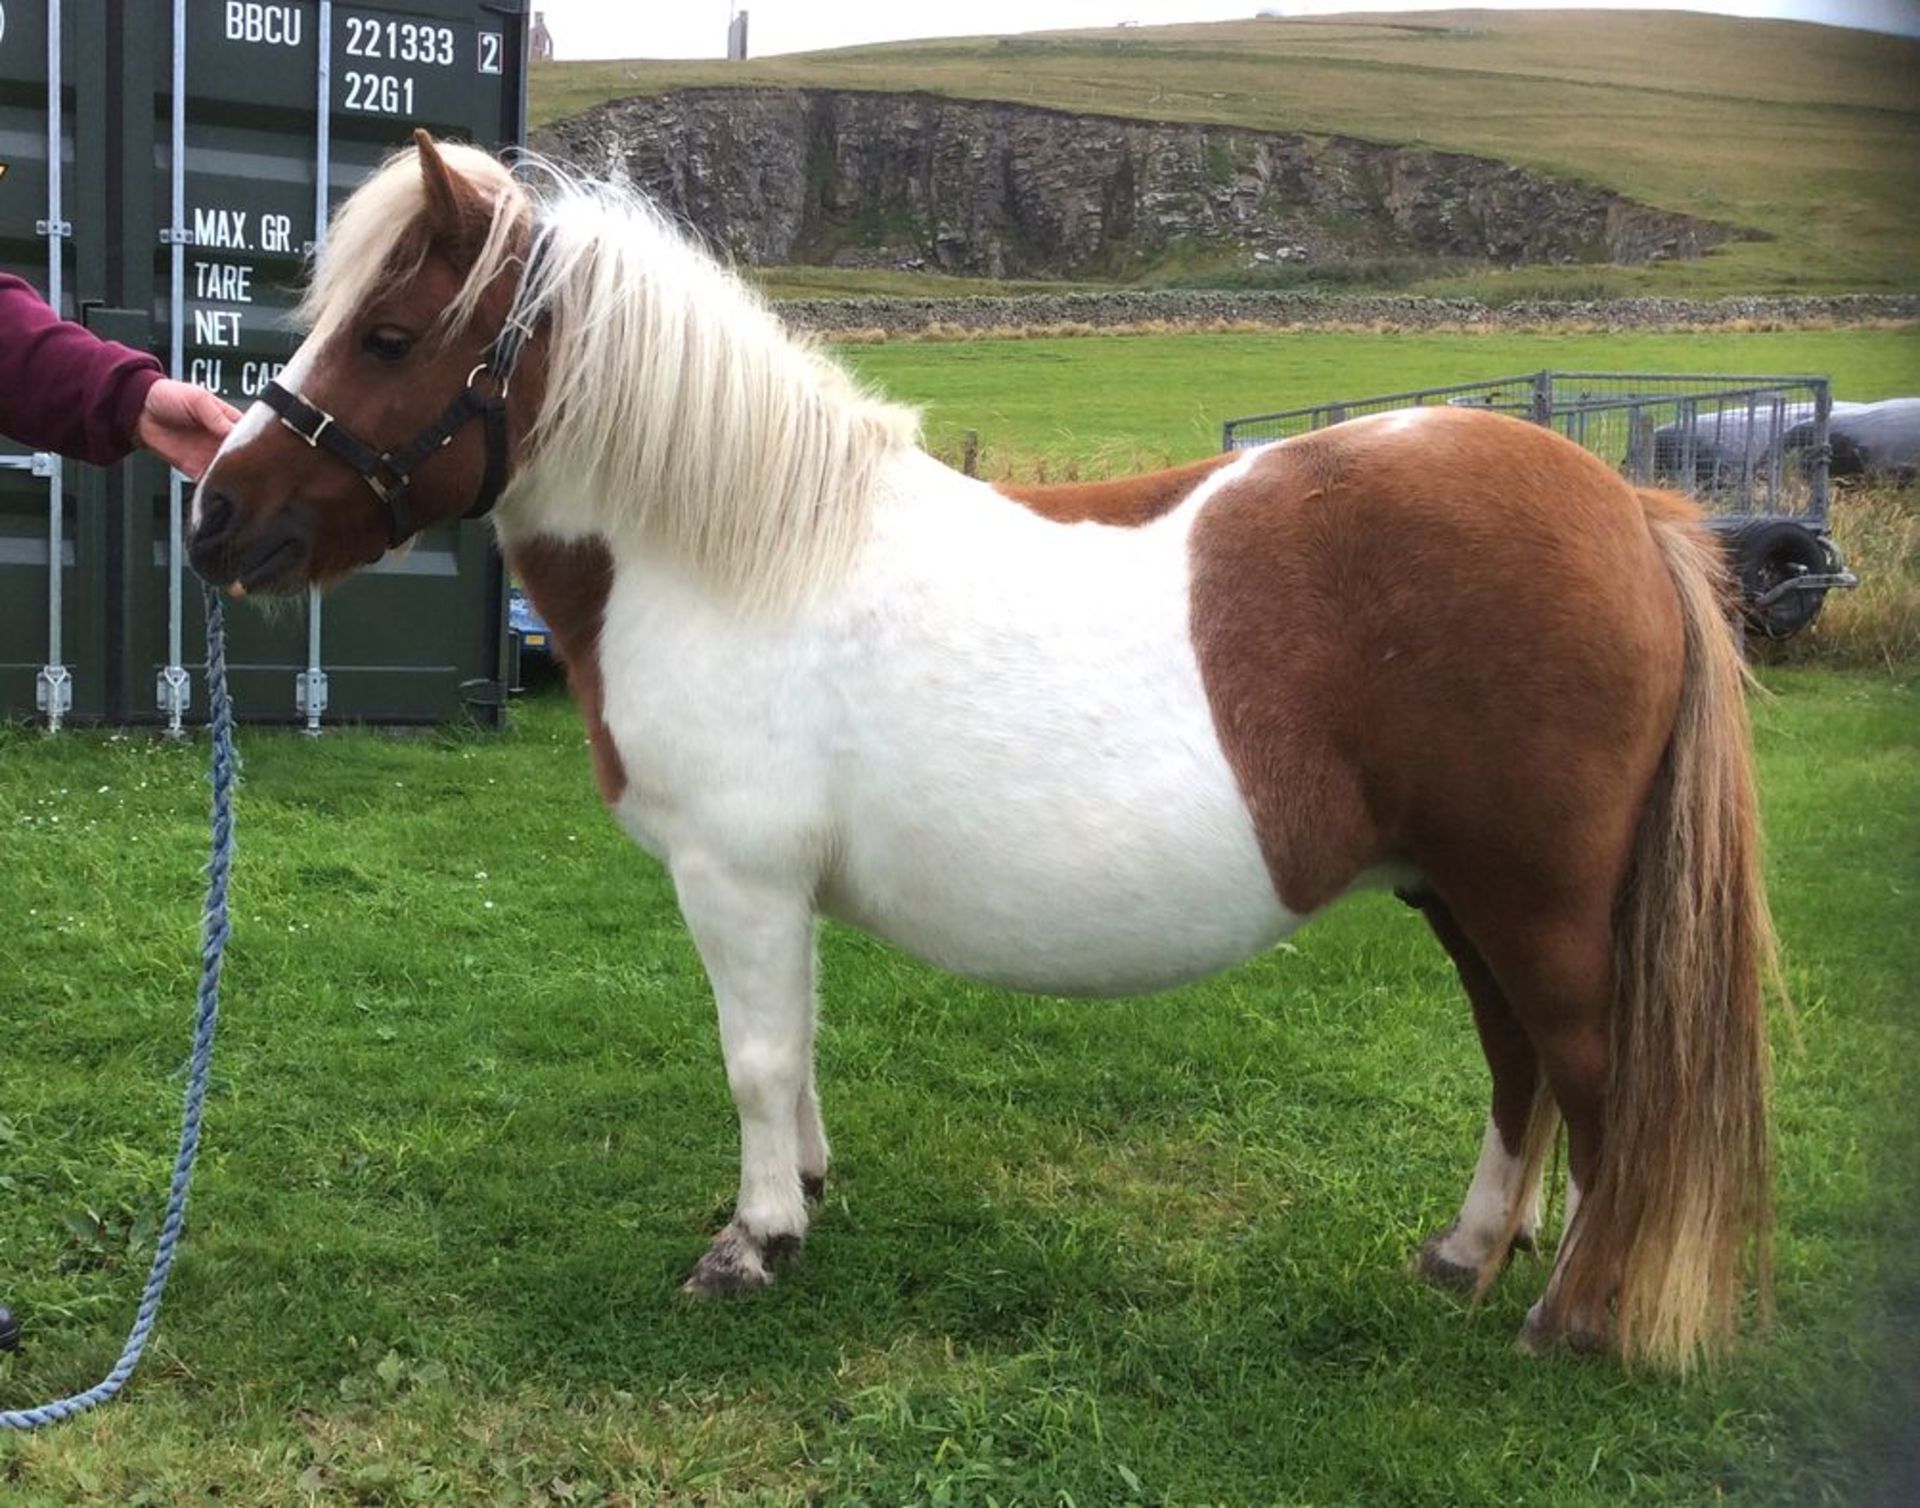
[1415,1223,1541,1293]
[1516,1303,1554,1355]
[802,1173,826,1203]
[1516,1300,1609,1358]
[1413,1228,1480,1293]
[680,1225,802,1297]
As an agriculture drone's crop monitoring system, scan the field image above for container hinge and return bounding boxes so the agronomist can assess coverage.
[30,452,58,478]
[36,219,73,238]
[37,665,73,721]
[158,227,195,246]
[295,668,330,718]
[157,665,193,730]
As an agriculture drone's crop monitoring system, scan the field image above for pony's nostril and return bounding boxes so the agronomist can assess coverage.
[187,491,241,581]
[197,491,236,543]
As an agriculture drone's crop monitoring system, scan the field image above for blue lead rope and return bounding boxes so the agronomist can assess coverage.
[1,586,235,1431]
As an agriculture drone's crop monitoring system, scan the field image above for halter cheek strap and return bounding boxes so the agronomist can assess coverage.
[259,288,536,550]
[259,376,509,549]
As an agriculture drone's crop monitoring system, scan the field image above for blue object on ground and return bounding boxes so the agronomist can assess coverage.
[0,585,236,1431]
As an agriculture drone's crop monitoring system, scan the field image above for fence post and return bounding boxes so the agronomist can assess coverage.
[1811,379,1832,526]
[962,429,980,478]
[1530,370,1554,428]
[1626,410,1654,483]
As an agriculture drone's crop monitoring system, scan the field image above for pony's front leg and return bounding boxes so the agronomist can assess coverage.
[797,1042,830,1203]
[673,856,821,1296]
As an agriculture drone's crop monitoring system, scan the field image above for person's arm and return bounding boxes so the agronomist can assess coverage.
[0,272,165,466]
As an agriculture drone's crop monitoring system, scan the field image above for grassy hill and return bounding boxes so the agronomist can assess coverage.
[527,9,1920,299]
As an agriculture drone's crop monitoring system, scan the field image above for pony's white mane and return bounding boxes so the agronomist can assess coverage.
[301,143,921,612]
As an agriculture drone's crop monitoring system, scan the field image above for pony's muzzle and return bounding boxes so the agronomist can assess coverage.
[187,492,314,596]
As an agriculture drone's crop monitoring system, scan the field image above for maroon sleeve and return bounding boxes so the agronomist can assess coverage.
[0,273,165,466]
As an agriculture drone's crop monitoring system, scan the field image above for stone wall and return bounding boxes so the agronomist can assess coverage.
[532,88,1746,278]
[771,291,1918,337]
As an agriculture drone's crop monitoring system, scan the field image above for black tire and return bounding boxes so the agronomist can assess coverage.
[1726,520,1833,639]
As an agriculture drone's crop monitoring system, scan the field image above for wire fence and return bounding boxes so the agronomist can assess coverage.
[1223,371,1834,522]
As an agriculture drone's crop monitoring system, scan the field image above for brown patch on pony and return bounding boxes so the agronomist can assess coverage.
[506,535,627,806]
[1186,410,1773,1369]
[995,453,1237,526]
[1420,896,1546,1159]
[1186,409,1681,914]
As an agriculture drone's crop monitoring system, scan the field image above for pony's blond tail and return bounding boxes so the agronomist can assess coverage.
[1556,494,1779,1372]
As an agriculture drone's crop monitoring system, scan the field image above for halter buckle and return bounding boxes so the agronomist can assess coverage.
[364,463,407,506]
[280,408,333,448]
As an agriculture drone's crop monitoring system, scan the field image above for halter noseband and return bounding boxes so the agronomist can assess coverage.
[259,290,537,550]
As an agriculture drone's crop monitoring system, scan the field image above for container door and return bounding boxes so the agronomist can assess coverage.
[124,0,524,729]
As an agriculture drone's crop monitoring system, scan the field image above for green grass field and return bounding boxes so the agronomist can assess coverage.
[530,10,1920,299]
[2,327,1918,1502]
[0,674,1914,1504]
[834,326,1920,476]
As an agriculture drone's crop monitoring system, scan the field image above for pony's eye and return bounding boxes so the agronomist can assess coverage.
[362,326,416,363]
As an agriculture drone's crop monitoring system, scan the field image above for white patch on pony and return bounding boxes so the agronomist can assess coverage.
[589,445,1295,1000]
[191,340,316,531]
[1352,406,1448,436]
[1432,1114,1541,1272]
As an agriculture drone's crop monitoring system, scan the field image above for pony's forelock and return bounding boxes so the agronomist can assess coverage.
[296,141,528,349]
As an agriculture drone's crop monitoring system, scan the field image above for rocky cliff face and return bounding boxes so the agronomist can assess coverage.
[533,88,1741,277]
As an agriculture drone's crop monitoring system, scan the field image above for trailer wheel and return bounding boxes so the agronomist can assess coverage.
[1729,520,1833,639]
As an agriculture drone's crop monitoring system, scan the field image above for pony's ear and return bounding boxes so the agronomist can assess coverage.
[414,129,491,258]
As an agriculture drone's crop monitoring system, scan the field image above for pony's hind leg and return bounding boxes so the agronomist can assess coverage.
[1413,896,1559,1294]
[1459,895,1620,1354]
[672,855,821,1296]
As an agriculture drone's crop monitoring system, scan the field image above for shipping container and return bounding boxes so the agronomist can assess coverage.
[0,0,529,730]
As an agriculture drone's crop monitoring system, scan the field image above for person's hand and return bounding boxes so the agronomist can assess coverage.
[135,378,242,480]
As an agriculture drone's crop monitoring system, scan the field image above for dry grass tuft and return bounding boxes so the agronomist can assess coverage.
[1765,481,1920,671]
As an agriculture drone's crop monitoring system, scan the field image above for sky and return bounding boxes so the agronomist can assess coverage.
[532,1,1920,60]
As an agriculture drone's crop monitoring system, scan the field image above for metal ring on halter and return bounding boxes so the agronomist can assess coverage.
[467,362,510,400]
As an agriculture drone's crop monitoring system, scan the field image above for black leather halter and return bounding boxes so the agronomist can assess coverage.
[259,301,536,550]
